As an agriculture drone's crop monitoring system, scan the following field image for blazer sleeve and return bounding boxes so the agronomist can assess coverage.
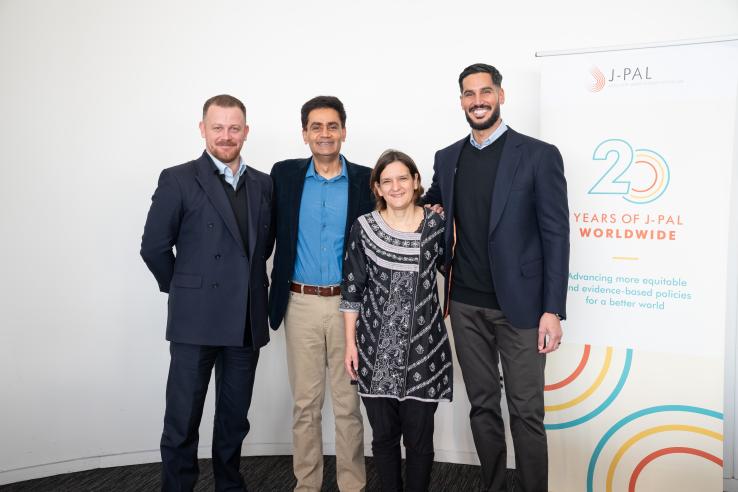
[140,168,182,293]
[264,175,276,260]
[422,150,444,207]
[535,144,570,319]
[435,212,447,274]
[340,219,368,313]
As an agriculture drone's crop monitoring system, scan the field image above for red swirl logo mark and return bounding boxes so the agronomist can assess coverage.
[590,67,606,92]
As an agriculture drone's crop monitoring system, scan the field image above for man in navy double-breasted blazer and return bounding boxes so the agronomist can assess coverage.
[141,94,273,491]
[424,64,569,492]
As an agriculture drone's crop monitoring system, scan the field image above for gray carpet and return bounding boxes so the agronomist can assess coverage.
[0,456,516,491]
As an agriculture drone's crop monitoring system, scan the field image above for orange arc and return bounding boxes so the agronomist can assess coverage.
[630,160,658,193]
[632,153,666,200]
[628,447,722,492]
[545,344,591,391]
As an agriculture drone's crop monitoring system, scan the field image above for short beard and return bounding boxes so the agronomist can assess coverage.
[465,104,500,131]
[211,142,241,164]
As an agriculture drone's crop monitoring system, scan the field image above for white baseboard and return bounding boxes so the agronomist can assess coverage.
[0,443,292,486]
[0,442,481,486]
[0,451,160,486]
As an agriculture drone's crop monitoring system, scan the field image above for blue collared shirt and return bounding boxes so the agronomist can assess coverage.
[293,156,349,286]
[208,151,247,190]
[469,120,508,150]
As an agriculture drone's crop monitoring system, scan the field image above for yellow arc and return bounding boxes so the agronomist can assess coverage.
[605,424,723,492]
[545,347,613,412]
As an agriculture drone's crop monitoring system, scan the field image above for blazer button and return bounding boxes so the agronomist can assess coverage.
[214,254,221,260]
[207,223,214,229]
[211,283,219,288]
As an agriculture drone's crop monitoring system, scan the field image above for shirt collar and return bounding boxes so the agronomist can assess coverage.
[207,151,247,179]
[469,120,508,150]
[306,155,348,181]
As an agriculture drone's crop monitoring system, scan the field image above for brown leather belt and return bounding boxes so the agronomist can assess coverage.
[290,282,341,297]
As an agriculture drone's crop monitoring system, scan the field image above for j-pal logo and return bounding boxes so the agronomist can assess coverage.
[588,139,670,204]
[589,66,653,92]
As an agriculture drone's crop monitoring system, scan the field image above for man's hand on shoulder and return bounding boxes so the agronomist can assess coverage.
[424,203,444,215]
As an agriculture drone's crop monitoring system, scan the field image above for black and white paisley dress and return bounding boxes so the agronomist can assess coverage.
[340,208,452,402]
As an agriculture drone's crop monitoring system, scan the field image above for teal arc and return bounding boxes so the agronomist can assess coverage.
[545,348,633,431]
[585,405,723,492]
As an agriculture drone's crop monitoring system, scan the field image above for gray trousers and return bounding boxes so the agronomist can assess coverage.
[450,300,547,492]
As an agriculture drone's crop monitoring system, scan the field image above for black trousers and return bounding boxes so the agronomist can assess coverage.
[362,397,438,492]
[160,342,259,492]
[450,301,547,492]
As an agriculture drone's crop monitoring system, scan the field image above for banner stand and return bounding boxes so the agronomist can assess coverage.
[537,36,738,492]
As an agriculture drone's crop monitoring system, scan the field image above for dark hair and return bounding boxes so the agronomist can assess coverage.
[202,94,246,120]
[301,96,347,130]
[458,63,503,92]
[370,149,424,211]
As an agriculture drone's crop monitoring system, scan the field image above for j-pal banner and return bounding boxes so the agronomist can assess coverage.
[539,39,738,491]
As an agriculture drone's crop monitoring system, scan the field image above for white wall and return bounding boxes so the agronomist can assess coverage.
[1,0,736,484]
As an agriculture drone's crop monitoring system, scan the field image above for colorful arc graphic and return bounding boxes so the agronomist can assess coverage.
[545,347,632,430]
[628,447,722,492]
[605,424,722,492]
[546,347,612,411]
[545,344,591,391]
[586,405,724,492]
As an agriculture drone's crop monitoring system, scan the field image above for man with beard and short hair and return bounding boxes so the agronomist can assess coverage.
[424,64,570,492]
[141,94,273,491]
[269,96,374,492]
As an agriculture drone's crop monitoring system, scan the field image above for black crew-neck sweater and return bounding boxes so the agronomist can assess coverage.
[451,132,507,309]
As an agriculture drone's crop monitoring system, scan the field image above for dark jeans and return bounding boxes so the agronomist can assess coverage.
[362,397,438,492]
[160,342,259,492]
[450,301,547,492]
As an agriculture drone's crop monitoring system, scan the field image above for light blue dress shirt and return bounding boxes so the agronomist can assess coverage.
[207,151,247,190]
[469,120,508,150]
[292,156,349,286]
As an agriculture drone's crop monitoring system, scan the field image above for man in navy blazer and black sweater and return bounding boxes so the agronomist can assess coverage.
[269,96,374,492]
[424,64,569,492]
[141,94,273,491]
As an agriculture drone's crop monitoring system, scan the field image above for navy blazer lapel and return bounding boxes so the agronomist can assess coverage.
[345,160,362,244]
[244,168,261,260]
[443,138,466,224]
[194,152,245,254]
[288,159,311,251]
[489,128,522,235]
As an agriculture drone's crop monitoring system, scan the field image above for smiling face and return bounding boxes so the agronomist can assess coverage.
[199,105,249,166]
[460,72,505,131]
[302,107,346,160]
[374,161,419,211]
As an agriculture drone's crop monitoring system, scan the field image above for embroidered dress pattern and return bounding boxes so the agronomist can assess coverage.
[340,209,452,402]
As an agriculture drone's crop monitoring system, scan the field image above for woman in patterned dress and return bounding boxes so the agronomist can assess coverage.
[341,149,452,491]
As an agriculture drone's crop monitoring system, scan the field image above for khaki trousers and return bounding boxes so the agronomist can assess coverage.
[284,291,366,492]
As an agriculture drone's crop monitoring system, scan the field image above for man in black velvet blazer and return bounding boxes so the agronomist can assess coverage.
[269,96,374,491]
[424,64,569,492]
[141,94,273,491]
